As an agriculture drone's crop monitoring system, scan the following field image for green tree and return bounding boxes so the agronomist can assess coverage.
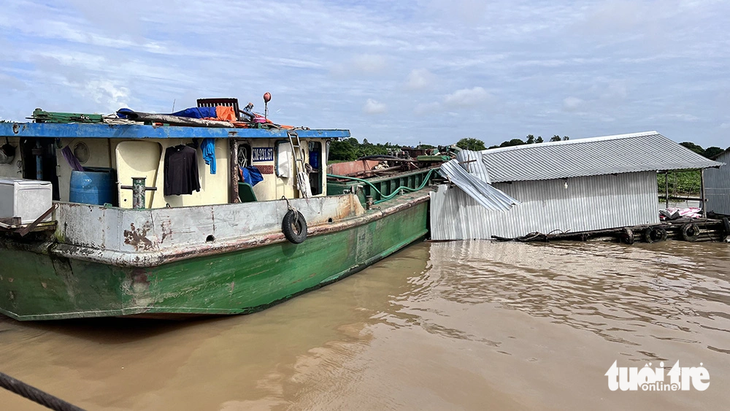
[456,138,486,151]
[328,137,401,161]
[550,135,561,142]
[500,138,526,147]
[536,136,543,143]
[562,136,569,141]
[329,140,358,161]
[703,146,724,159]
[680,141,704,155]
[526,134,535,144]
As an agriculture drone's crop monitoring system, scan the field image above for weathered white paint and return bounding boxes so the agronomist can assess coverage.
[430,171,660,240]
[56,193,365,254]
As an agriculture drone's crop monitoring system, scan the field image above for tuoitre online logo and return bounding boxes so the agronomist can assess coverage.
[606,361,710,392]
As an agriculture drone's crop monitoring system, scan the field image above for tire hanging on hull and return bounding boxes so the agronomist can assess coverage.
[282,209,307,244]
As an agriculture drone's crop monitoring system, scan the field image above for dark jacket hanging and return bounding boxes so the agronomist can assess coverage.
[164,145,201,196]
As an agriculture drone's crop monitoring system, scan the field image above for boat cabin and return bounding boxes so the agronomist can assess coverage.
[0,102,350,210]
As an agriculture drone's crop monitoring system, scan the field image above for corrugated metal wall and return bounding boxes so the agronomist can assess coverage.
[430,171,660,240]
[705,152,730,215]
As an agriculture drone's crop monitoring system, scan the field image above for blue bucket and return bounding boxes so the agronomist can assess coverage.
[70,168,116,205]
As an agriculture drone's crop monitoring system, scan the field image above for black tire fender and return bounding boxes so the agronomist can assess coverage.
[681,223,700,242]
[620,227,634,245]
[282,210,307,244]
[643,226,667,243]
[643,227,656,243]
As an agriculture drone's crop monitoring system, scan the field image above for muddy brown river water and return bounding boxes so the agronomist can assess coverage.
[1,240,729,410]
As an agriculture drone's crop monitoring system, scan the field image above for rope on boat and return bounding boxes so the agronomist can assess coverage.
[327,168,438,204]
[0,371,85,411]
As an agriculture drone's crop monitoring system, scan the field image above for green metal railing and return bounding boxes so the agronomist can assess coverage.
[327,168,438,204]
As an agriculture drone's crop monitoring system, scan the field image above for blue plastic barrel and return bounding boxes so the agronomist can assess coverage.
[70,168,115,205]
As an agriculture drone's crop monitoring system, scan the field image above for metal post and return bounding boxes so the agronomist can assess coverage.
[230,139,240,203]
[665,172,669,208]
[120,177,157,209]
[131,177,146,209]
[263,92,272,120]
[34,141,43,180]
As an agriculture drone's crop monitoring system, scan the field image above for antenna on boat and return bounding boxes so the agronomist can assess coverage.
[171,99,176,112]
[263,92,271,120]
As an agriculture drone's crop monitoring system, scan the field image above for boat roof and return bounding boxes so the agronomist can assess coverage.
[0,122,350,139]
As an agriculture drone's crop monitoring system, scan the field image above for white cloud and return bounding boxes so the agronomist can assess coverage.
[331,54,389,78]
[648,113,700,122]
[443,87,491,108]
[363,99,386,115]
[413,102,441,116]
[563,97,584,111]
[404,69,436,91]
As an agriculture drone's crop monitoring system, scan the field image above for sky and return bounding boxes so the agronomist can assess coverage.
[0,0,728,149]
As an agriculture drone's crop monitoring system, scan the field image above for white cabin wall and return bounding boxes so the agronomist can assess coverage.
[0,137,22,178]
[245,139,295,201]
[45,136,328,207]
[247,138,327,201]
[55,138,112,202]
[148,139,229,209]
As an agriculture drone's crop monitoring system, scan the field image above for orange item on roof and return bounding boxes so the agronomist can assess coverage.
[215,106,237,122]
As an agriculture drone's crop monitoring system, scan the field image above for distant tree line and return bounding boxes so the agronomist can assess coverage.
[456,135,569,151]
[457,136,727,159]
[678,142,727,159]
[329,138,401,161]
[330,136,727,163]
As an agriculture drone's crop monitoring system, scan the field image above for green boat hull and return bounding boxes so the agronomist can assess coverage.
[0,202,428,321]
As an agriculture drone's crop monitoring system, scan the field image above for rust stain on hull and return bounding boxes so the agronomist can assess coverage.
[124,222,155,251]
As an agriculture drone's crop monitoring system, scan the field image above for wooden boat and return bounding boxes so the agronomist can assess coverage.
[0,100,440,320]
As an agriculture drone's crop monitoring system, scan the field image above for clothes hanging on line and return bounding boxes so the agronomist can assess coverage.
[164,145,201,196]
[201,138,216,174]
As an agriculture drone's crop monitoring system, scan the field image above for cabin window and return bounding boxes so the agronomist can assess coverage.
[275,140,293,178]
[308,141,322,195]
[21,138,60,200]
[237,143,252,169]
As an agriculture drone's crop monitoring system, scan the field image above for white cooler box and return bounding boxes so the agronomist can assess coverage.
[0,178,53,224]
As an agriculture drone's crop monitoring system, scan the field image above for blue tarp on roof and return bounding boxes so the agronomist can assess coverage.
[171,107,217,119]
[117,107,217,119]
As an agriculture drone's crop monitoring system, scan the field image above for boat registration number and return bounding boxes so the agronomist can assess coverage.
[252,148,274,162]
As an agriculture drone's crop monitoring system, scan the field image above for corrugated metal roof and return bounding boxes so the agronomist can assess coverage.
[438,159,518,211]
[481,131,723,183]
[455,149,491,183]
